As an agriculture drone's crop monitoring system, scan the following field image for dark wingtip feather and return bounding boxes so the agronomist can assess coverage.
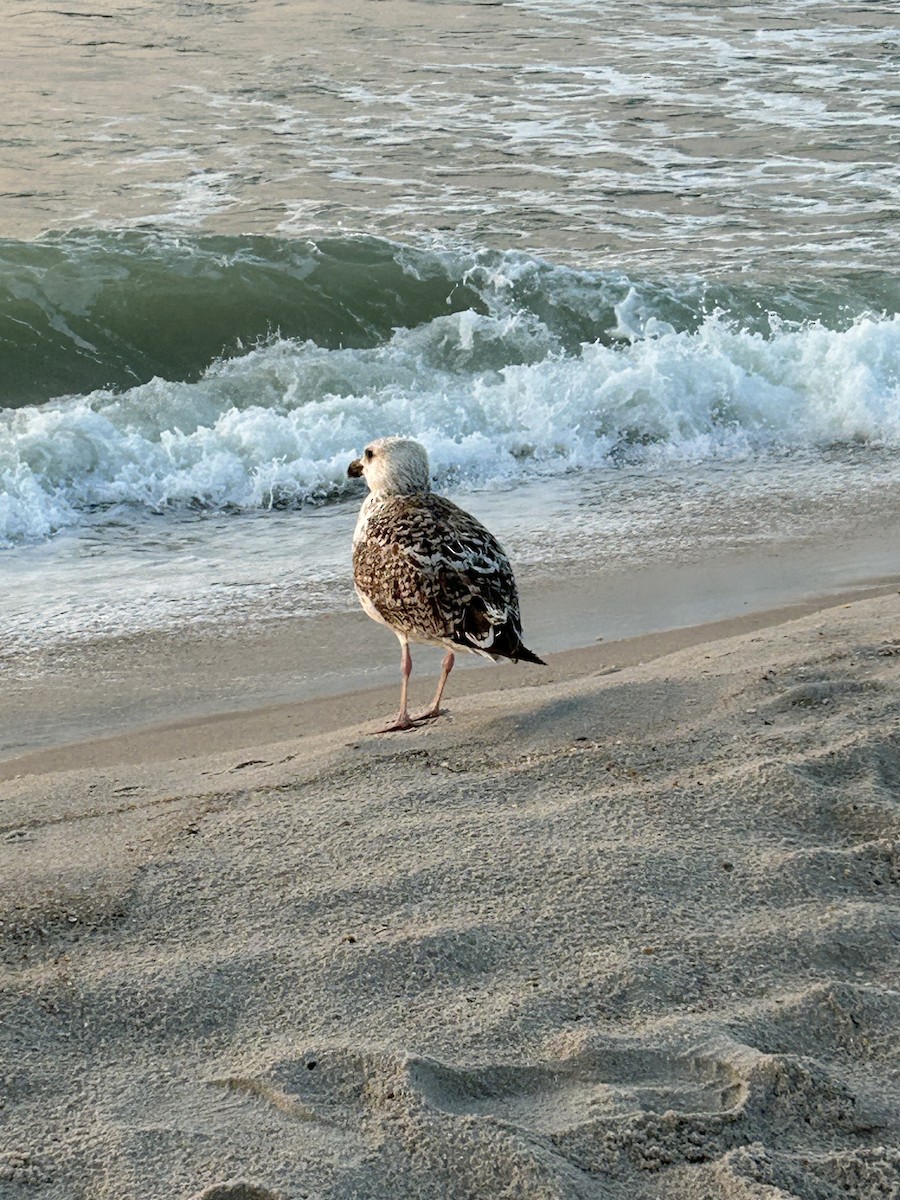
[512,644,547,666]
[451,625,546,665]
[486,623,547,665]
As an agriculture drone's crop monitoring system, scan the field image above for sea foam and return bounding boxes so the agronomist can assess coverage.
[2,304,898,546]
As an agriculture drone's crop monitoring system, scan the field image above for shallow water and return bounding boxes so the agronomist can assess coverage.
[3,448,899,662]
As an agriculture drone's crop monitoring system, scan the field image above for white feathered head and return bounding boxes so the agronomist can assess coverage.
[347,437,431,496]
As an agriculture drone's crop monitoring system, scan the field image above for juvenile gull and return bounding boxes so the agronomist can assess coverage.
[348,437,545,732]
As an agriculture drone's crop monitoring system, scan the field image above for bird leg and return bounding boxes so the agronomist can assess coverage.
[414,650,455,722]
[371,638,417,733]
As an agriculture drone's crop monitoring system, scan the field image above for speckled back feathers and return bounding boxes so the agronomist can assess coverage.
[349,439,543,663]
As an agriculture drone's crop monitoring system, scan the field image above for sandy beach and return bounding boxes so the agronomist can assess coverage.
[2,586,898,1200]
[2,0,898,1195]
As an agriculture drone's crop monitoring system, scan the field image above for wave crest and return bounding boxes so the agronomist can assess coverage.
[2,303,898,545]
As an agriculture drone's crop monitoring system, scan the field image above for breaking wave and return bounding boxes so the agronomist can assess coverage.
[1,231,898,545]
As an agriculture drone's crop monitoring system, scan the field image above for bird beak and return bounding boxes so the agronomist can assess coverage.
[347,457,364,478]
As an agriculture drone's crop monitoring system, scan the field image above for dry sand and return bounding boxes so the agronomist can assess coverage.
[1,591,899,1199]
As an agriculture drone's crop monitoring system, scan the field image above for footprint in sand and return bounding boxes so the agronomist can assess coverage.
[403,1032,875,1180]
[187,1181,279,1200]
[407,1042,744,1136]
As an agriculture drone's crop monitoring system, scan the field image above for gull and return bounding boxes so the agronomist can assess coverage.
[348,437,545,732]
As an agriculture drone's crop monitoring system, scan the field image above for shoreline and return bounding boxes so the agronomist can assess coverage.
[4,461,899,770]
[2,575,896,782]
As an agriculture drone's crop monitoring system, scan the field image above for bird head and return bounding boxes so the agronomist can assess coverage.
[347,437,431,497]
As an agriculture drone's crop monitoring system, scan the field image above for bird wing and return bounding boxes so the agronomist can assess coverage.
[353,494,524,655]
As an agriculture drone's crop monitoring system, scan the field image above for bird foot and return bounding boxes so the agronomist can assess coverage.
[368,712,419,734]
[411,706,445,724]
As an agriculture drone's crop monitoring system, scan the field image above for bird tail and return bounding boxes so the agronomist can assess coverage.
[484,623,546,665]
[511,643,546,666]
[451,605,546,665]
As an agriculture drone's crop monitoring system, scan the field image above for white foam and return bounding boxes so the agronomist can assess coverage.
[1,310,898,545]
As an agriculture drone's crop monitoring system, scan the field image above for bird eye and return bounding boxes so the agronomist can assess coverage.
[364,448,374,461]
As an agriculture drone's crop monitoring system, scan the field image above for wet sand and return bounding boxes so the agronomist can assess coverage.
[3,515,898,768]
[1,588,898,1199]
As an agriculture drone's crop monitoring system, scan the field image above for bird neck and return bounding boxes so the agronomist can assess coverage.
[370,482,431,499]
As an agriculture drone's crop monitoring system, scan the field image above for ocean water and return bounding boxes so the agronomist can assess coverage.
[2,0,899,656]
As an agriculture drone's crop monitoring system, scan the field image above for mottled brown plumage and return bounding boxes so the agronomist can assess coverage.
[348,437,545,732]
